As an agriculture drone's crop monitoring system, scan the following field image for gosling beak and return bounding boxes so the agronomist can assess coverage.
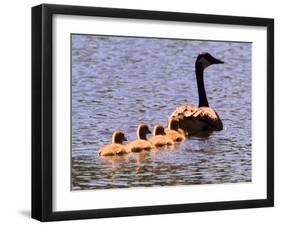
[123,136,128,142]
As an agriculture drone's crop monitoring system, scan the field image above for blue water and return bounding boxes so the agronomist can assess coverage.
[71,35,252,190]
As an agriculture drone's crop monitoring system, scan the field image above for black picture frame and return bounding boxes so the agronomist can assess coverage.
[32,3,274,222]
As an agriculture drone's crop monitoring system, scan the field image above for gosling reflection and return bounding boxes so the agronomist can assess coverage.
[100,155,128,169]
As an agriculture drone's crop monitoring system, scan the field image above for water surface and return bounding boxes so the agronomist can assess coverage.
[71,35,252,190]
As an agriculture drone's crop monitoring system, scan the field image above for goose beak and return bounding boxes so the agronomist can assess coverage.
[123,136,128,141]
[214,58,224,64]
[147,129,152,134]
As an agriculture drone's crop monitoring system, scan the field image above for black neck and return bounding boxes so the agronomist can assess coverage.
[195,62,209,107]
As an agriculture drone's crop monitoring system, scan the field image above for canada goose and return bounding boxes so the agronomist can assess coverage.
[165,118,185,142]
[169,52,224,135]
[127,124,153,152]
[98,130,128,156]
[149,124,174,148]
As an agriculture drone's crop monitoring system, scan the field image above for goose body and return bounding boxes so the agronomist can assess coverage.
[149,124,174,148]
[127,124,153,153]
[165,118,185,142]
[98,131,128,156]
[170,104,222,135]
[169,53,224,136]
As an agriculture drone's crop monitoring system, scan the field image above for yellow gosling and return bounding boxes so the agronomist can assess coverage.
[149,124,174,148]
[165,118,186,143]
[127,124,153,153]
[98,131,128,156]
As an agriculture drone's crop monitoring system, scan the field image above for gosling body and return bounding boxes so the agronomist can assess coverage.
[165,118,185,142]
[98,131,128,156]
[149,124,174,148]
[127,124,153,153]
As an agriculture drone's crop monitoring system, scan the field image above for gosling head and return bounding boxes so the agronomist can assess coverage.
[112,130,127,144]
[153,124,166,136]
[168,118,180,131]
[196,52,224,70]
[137,123,151,140]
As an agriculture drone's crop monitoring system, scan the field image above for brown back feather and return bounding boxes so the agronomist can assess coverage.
[169,104,222,131]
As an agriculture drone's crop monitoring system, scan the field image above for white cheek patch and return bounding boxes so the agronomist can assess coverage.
[199,57,211,69]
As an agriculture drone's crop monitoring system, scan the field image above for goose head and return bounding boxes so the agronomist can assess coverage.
[137,123,151,140]
[112,130,127,144]
[153,124,166,136]
[168,118,180,131]
[196,52,224,70]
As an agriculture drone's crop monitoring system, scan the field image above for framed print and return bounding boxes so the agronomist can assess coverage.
[31,4,274,221]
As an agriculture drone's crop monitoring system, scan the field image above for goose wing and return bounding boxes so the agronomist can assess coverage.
[193,107,223,131]
[169,104,222,131]
[169,104,198,118]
